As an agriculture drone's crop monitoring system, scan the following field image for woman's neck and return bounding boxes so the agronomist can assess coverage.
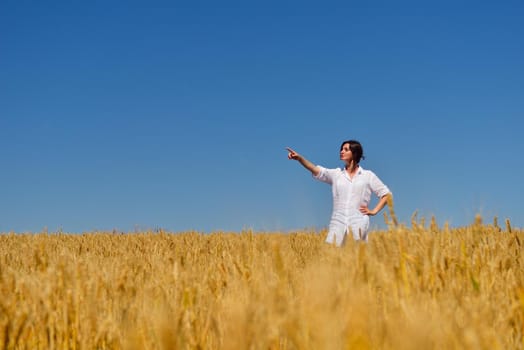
[345,162,359,174]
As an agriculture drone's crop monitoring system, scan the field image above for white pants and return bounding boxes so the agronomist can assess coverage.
[325,215,370,246]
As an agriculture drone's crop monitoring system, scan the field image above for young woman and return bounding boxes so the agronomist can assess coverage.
[286,140,391,246]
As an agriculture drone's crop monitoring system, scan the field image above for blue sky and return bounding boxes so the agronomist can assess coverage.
[1,1,523,233]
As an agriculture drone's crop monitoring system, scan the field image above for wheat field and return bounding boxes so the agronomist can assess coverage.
[0,215,523,349]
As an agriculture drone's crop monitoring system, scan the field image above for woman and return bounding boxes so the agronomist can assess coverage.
[286,140,391,246]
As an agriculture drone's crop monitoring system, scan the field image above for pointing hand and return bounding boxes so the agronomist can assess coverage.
[286,147,300,160]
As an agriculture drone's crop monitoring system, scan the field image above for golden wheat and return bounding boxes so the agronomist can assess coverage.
[0,218,522,349]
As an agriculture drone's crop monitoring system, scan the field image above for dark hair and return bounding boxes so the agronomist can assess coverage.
[340,140,365,164]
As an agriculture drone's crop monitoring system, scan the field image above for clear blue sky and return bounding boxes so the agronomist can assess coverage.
[1,1,523,233]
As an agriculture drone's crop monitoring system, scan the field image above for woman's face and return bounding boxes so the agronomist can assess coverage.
[340,143,353,163]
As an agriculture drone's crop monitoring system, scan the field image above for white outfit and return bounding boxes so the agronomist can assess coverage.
[314,165,391,246]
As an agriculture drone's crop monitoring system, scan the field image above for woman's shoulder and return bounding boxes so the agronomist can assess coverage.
[359,166,378,177]
[316,166,345,177]
[318,165,344,171]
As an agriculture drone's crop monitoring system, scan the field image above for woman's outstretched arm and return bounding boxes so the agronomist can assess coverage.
[286,147,321,177]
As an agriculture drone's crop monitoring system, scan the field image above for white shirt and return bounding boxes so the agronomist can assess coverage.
[314,165,391,226]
